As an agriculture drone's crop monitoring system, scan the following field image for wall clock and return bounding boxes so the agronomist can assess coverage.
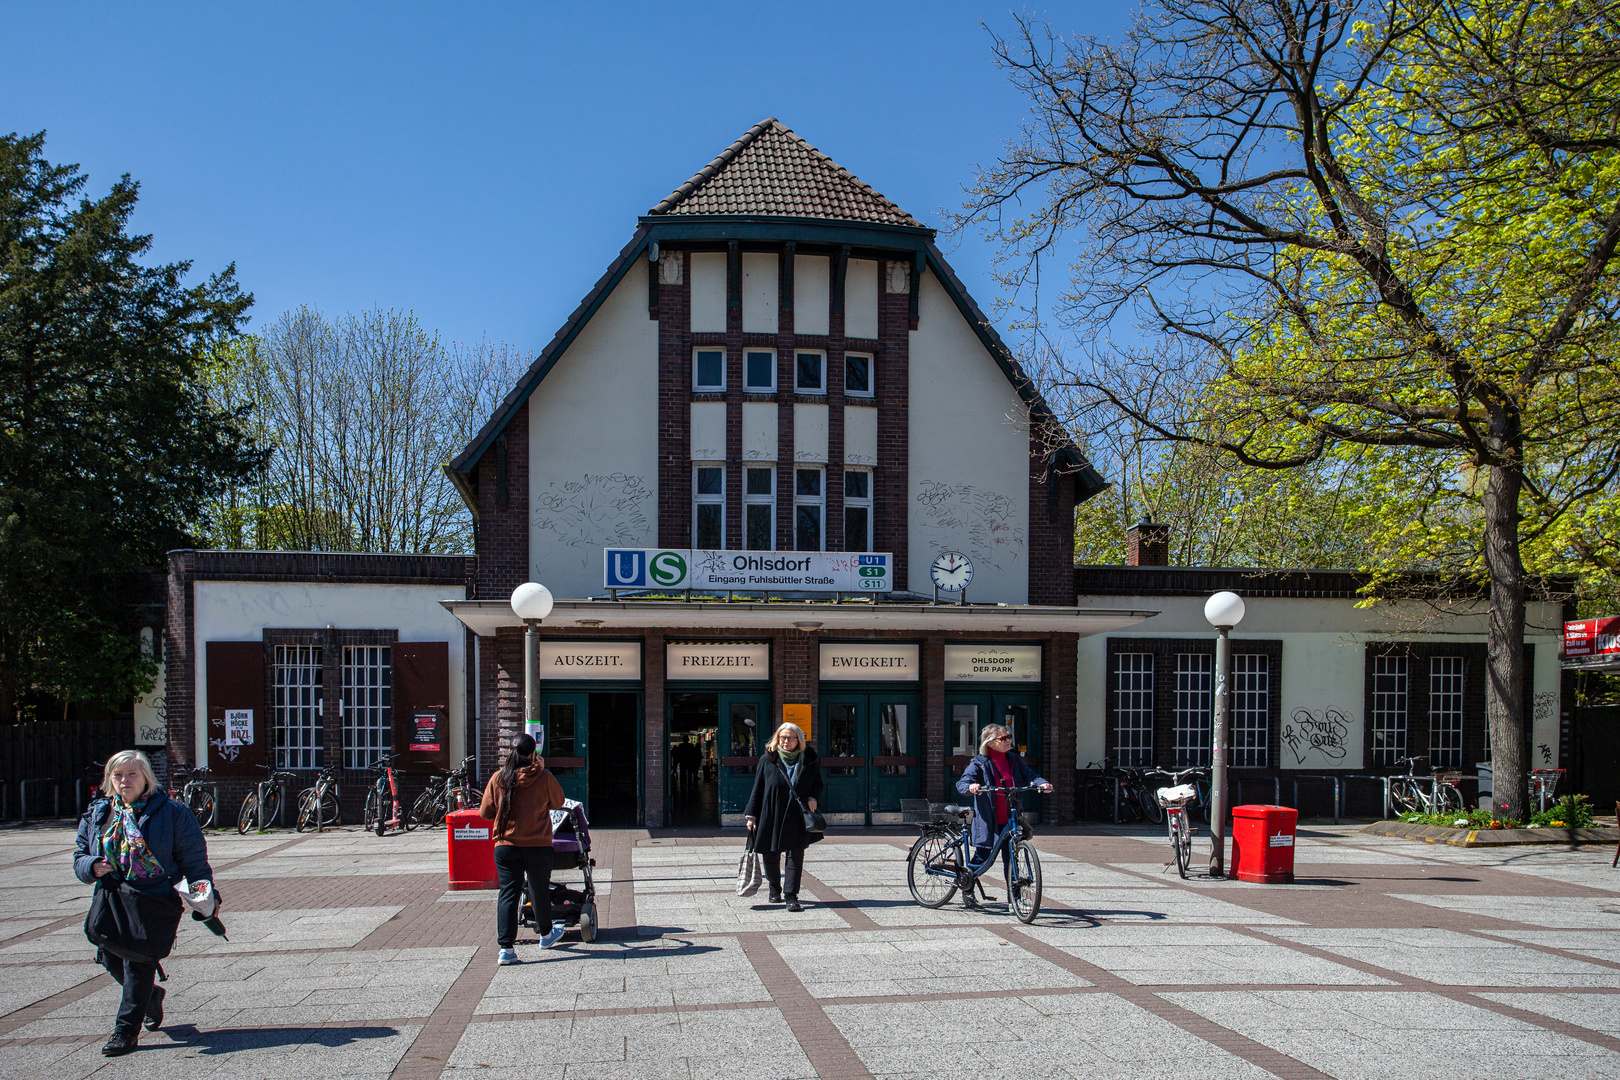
[930,551,973,592]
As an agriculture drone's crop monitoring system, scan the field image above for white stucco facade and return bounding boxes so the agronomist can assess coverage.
[906,270,1031,603]
[528,262,660,600]
[192,581,470,770]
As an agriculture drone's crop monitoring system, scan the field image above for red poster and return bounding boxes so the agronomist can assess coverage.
[411,712,440,753]
[1563,617,1620,658]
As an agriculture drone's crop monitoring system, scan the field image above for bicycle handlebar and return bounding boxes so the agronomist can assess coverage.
[1144,768,1207,782]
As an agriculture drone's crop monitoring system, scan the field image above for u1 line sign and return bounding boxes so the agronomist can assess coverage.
[604,548,891,593]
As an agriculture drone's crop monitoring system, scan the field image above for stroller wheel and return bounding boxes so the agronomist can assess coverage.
[578,902,597,944]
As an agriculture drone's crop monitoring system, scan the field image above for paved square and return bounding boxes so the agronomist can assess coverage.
[0,821,1616,1080]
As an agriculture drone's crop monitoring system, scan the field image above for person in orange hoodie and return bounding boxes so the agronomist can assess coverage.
[479,733,567,964]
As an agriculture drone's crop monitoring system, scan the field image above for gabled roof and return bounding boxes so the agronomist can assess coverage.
[648,117,923,228]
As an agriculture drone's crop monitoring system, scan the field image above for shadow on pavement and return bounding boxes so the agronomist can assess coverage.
[164,1023,401,1054]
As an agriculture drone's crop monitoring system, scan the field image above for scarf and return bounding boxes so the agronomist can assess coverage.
[101,796,168,884]
[777,746,803,785]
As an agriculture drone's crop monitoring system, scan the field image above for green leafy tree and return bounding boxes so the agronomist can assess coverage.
[961,1,1620,819]
[0,131,263,723]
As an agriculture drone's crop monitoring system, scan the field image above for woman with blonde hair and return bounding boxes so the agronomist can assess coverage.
[74,749,216,1056]
[744,722,823,911]
[955,724,1052,907]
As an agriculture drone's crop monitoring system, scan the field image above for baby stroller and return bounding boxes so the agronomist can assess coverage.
[520,798,598,942]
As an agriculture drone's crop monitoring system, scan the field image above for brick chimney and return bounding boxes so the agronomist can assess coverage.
[1126,521,1170,566]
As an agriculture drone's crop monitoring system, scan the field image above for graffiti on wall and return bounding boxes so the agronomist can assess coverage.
[533,473,654,569]
[914,481,1025,572]
[1282,707,1352,765]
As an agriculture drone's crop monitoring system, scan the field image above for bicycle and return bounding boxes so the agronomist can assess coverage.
[905,784,1044,924]
[296,765,342,832]
[238,765,297,833]
[171,763,218,829]
[363,754,414,836]
[409,755,476,829]
[1389,756,1464,816]
[1146,767,1206,879]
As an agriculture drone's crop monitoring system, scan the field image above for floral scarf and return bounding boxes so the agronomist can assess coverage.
[100,797,167,884]
[777,746,803,785]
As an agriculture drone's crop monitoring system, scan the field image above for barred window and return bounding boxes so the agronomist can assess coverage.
[1113,653,1154,766]
[273,645,322,770]
[1430,656,1465,769]
[1231,654,1270,768]
[342,645,392,769]
[1175,653,1213,767]
[1371,654,1409,767]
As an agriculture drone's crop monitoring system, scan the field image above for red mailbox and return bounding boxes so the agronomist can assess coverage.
[446,808,497,890]
[1230,804,1297,884]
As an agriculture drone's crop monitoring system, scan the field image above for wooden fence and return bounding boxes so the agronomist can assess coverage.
[0,719,133,820]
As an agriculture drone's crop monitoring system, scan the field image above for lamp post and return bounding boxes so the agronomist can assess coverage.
[1204,590,1245,877]
[510,583,554,752]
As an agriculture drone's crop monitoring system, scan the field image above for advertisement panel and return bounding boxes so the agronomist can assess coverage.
[605,548,891,593]
[1563,617,1620,662]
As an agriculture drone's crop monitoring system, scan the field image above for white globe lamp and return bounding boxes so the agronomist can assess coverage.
[511,582,554,622]
[1204,591,1245,629]
[511,582,553,760]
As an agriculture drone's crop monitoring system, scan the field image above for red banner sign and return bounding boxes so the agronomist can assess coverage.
[1563,617,1620,658]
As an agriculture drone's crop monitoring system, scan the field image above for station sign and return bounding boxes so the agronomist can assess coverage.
[819,642,919,681]
[537,641,642,680]
[666,642,771,681]
[605,548,890,593]
[1563,617,1620,668]
[943,644,1042,682]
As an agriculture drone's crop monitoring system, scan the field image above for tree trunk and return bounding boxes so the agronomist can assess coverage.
[1482,414,1528,823]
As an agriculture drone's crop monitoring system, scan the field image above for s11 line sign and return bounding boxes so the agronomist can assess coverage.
[604,549,891,593]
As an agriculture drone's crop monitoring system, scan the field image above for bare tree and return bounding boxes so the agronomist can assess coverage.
[960,0,1620,819]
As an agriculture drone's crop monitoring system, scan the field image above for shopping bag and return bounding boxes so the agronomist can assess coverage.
[735,837,763,897]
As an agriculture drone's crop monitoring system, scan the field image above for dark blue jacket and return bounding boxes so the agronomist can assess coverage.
[74,788,216,898]
[955,752,1047,848]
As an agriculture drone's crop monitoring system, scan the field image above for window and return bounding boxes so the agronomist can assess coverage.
[795,351,825,393]
[794,468,823,551]
[273,645,322,770]
[1175,653,1213,767]
[879,703,908,775]
[693,348,724,391]
[844,469,871,552]
[548,702,576,756]
[1113,653,1154,767]
[1430,656,1465,769]
[845,353,873,397]
[744,349,775,392]
[694,465,724,549]
[826,702,857,774]
[342,645,391,769]
[1231,654,1270,767]
[744,466,775,550]
[1371,653,1409,767]
[952,703,979,756]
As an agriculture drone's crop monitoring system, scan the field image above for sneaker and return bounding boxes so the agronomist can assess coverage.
[540,926,566,948]
[143,986,165,1031]
[497,948,518,965]
[102,1030,138,1057]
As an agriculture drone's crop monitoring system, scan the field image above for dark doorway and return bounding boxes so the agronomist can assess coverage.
[1573,706,1620,815]
[587,692,639,826]
[669,693,720,827]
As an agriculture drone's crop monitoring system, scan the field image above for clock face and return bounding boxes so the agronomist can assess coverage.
[930,551,973,591]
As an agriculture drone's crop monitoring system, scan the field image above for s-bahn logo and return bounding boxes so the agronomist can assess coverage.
[649,551,687,586]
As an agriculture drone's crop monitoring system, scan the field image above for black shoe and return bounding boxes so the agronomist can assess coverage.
[768,890,783,904]
[786,897,802,912]
[963,893,981,909]
[144,986,165,1031]
[102,1030,138,1057]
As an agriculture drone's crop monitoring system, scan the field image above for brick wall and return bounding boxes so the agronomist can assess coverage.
[477,400,529,599]
[1027,443,1080,606]
[876,261,910,585]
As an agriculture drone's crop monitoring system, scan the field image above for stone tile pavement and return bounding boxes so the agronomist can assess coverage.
[0,820,1616,1079]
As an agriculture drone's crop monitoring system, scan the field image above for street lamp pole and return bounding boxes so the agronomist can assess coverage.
[510,583,554,752]
[1204,591,1245,877]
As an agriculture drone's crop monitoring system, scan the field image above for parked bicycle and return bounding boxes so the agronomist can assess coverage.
[1146,767,1207,878]
[238,764,298,833]
[363,754,413,836]
[1389,756,1465,816]
[171,762,218,829]
[409,755,475,829]
[905,785,1044,923]
[296,764,342,832]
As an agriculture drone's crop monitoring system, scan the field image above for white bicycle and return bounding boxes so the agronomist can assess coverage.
[1148,767,1207,879]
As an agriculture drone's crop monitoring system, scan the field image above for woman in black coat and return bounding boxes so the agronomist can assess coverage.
[744,722,823,911]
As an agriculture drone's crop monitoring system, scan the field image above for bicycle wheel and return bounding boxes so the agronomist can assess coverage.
[1390,779,1420,815]
[1436,783,1463,815]
[318,788,341,828]
[1139,785,1164,824]
[411,789,441,830]
[296,789,316,832]
[1173,813,1191,879]
[237,791,259,835]
[262,786,283,830]
[1008,840,1042,924]
[906,832,960,908]
[364,787,382,834]
[189,788,216,830]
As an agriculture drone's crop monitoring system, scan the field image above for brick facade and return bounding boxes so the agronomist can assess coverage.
[476,399,529,601]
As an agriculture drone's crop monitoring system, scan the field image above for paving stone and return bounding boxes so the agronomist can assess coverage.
[1479,992,1620,1037]
[772,926,1087,998]
[0,961,101,1017]
[476,935,767,1013]
[1022,924,1391,986]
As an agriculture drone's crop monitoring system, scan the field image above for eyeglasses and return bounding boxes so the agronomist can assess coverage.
[991,735,1012,743]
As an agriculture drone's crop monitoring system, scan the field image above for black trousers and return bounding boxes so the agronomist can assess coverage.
[495,844,553,947]
[762,849,804,898]
[100,951,157,1035]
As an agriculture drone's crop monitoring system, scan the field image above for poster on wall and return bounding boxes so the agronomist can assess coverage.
[224,709,253,746]
[411,712,441,753]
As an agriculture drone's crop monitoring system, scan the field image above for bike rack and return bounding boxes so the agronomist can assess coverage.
[1342,775,1394,819]
[19,779,58,825]
[1233,775,1280,806]
[1289,775,1343,824]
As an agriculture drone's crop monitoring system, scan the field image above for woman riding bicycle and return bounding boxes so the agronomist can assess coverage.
[956,725,1052,903]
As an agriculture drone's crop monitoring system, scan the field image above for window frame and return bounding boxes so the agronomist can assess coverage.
[1104,637,1282,771]
[341,644,392,770]
[844,352,874,398]
[795,350,826,394]
[693,463,725,550]
[693,347,725,392]
[744,465,775,551]
[1112,652,1155,767]
[843,467,872,552]
[744,348,776,393]
[794,466,824,551]
[272,644,323,770]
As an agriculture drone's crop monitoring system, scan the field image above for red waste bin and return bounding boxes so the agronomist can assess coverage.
[446,808,498,890]
[1230,804,1297,884]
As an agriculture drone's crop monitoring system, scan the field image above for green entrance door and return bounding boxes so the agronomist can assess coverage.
[539,690,642,825]
[945,692,1043,819]
[540,691,588,806]
[670,691,769,825]
[819,692,920,824]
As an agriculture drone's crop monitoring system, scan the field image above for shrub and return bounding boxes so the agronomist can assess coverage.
[1529,794,1594,829]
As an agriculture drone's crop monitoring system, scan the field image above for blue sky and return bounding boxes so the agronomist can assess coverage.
[3,3,1131,354]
